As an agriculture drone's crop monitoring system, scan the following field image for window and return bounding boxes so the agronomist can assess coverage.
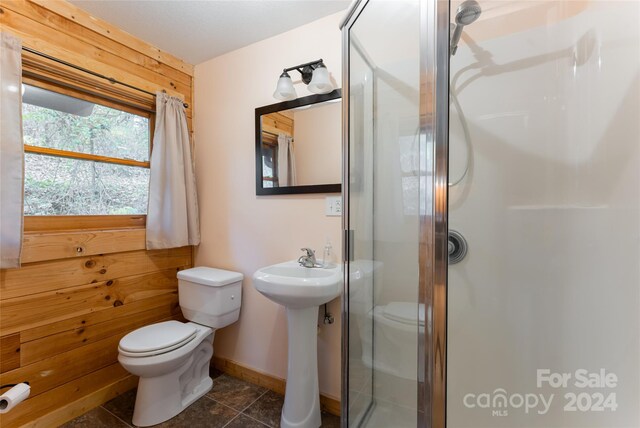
[22,84,152,217]
[261,140,278,188]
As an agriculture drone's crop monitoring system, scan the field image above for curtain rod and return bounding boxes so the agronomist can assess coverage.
[21,46,189,109]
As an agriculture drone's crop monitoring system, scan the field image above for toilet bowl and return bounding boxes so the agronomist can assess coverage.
[117,267,243,427]
[362,302,425,381]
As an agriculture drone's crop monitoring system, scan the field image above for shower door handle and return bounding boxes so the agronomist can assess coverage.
[344,229,355,262]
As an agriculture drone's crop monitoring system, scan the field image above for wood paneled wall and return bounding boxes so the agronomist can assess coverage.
[262,112,294,137]
[0,1,194,426]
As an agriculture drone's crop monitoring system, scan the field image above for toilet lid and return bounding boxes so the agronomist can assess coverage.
[119,321,197,355]
[383,302,425,326]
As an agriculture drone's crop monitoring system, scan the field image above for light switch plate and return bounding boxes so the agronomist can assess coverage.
[325,196,342,216]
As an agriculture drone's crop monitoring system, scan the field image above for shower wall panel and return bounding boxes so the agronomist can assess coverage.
[447,1,640,427]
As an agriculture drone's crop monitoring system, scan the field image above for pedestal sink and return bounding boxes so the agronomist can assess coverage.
[253,260,342,428]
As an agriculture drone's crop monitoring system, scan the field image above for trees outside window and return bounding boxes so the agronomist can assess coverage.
[22,84,151,216]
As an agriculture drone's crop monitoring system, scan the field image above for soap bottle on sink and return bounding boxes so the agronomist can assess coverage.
[321,239,334,268]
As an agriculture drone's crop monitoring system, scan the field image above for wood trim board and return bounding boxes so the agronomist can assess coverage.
[24,145,151,169]
[23,215,146,232]
[21,229,147,263]
[212,356,341,417]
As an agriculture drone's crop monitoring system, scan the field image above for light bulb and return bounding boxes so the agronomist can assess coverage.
[308,64,333,94]
[273,72,296,101]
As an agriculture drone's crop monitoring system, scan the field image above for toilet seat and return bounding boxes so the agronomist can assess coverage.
[119,321,198,358]
[382,302,425,326]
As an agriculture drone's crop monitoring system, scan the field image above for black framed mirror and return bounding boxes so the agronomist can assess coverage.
[255,89,342,195]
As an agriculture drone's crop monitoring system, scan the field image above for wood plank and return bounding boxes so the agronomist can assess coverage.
[25,372,137,428]
[25,144,151,169]
[320,393,341,417]
[262,124,292,137]
[1,268,182,336]
[0,247,191,300]
[3,0,191,86]
[0,362,134,428]
[264,112,293,126]
[24,215,145,232]
[0,334,21,373]
[21,310,178,365]
[22,229,146,264]
[21,292,179,342]
[272,112,294,125]
[0,333,124,398]
[26,0,194,75]
[1,8,192,104]
[212,356,341,417]
[212,356,285,394]
[262,112,294,136]
[22,56,193,120]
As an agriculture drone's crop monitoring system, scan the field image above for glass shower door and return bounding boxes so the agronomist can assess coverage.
[342,0,431,426]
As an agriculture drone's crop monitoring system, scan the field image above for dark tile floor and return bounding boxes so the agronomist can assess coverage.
[62,368,340,428]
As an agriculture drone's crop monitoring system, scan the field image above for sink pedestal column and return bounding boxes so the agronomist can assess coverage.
[281,306,321,428]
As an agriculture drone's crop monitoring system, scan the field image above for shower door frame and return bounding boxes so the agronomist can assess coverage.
[340,1,369,426]
[418,0,450,426]
[340,0,451,426]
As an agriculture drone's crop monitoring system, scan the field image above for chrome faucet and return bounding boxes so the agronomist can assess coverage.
[298,248,319,268]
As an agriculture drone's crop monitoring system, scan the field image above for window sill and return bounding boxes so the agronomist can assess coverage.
[24,215,146,233]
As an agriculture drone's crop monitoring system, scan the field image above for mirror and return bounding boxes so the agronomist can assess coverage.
[255,89,341,195]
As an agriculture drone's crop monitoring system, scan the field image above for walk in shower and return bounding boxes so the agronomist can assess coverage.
[341,0,640,427]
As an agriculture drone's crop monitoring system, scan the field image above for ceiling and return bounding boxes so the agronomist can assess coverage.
[69,0,351,65]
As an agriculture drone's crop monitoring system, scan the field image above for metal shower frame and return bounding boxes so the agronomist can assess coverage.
[340,0,451,426]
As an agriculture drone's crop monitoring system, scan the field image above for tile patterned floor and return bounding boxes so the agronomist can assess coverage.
[62,368,340,428]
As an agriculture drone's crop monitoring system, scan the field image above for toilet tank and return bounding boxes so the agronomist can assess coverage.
[177,267,243,328]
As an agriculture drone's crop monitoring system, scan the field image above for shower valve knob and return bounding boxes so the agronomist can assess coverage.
[448,230,468,264]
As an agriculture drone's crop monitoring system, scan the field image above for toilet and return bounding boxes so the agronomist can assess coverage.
[365,302,425,380]
[118,266,243,427]
[348,261,428,381]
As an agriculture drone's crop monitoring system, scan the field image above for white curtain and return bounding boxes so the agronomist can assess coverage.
[146,92,200,249]
[277,134,297,187]
[0,32,24,269]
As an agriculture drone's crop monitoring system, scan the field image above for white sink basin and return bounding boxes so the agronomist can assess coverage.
[253,260,341,309]
[253,260,342,428]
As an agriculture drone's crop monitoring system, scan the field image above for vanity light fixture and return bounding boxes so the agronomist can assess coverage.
[273,72,297,101]
[273,59,333,100]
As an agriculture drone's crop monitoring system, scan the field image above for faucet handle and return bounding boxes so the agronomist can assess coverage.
[300,247,315,257]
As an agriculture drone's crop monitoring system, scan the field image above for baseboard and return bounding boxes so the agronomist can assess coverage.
[24,374,137,428]
[212,356,341,417]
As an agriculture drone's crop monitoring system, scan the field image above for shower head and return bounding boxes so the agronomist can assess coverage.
[450,0,482,56]
[455,0,482,25]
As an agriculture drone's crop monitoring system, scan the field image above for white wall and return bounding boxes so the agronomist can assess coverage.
[194,12,344,399]
[448,1,640,427]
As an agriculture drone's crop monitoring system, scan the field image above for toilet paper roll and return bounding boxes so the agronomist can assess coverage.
[0,383,30,414]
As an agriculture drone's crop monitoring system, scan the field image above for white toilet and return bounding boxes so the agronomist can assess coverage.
[365,302,425,380]
[118,266,242,427]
